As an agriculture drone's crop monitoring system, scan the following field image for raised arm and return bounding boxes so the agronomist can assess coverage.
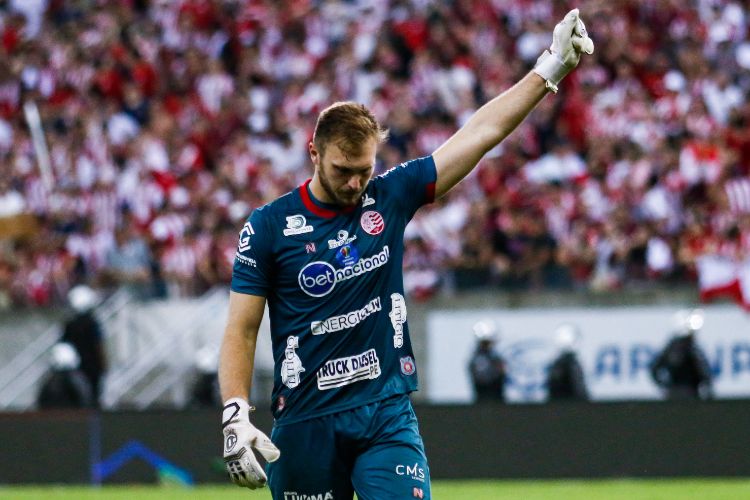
[432,8,594,198]
[433,73,547,198]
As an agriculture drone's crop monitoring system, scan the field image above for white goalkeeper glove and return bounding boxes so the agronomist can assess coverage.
[533,8,595,93]
[222,397,280,489]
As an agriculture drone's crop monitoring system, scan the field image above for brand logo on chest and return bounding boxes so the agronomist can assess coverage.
[298,246,390,297]
[328,230,357,249]
[283,215,314,236]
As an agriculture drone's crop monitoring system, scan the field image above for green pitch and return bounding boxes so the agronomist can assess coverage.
[2,480,750,499]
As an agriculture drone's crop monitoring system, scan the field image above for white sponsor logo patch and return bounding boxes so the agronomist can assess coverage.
[311,297,381,335]
[283,492,333,500]
[281,336,304,389]
[317,349,381,390]
[283,214,314,236]
[298,246,390,297]
[390,293,407,348]
[235,253,257,268]
[328,229,357,249]
[362,193,375,207]
[237,221,255,252]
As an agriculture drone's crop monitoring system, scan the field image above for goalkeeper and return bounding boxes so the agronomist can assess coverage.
[219,9,594,499]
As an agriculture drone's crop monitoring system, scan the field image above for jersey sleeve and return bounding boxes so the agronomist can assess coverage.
[379,155,437,220]
[230,207,274,297]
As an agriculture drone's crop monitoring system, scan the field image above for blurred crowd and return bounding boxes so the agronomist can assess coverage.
[1,0,750,307]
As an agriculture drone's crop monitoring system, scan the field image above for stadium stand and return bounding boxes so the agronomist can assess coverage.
[0,0,749,307]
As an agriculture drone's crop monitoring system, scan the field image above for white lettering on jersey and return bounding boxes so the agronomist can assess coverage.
[311,297,381,335]
[283,214,314,236]
[395,463,426,482]
[390,293,407,348]
[316,349,381,390]
[235,253,257,268]
[283,492,334,500]
[281,336,305,389]
[327,229,357,249]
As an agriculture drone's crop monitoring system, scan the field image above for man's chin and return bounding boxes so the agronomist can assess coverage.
[337,193,362,206]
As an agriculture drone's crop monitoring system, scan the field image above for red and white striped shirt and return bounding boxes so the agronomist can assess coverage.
[725,177,750,214]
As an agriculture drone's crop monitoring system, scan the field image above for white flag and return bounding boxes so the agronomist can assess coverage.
[695,254,741,304]
[738,258,750,311]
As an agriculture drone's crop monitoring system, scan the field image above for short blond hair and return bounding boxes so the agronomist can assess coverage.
[312,102,388,157]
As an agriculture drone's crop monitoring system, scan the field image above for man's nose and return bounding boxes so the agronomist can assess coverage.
[347,176,362,191]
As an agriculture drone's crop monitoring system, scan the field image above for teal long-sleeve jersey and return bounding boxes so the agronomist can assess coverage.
[231,156,437,425]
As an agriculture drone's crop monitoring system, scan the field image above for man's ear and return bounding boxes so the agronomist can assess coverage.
[309,142,320,167]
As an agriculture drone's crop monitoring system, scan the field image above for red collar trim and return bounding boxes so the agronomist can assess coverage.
[299,179,356,218]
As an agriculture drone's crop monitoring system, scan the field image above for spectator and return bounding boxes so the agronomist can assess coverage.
[37,342,93,410]
[546,323,588,402]
[0,1,748,305]
[468,320,506,404]
[0,178,25,217]
[650,308,713,400]
[187,346,221,409]
[60,284,107,407]
[100,224,153,298]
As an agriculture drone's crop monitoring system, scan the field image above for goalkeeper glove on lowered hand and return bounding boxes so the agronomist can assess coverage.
[222,398,280,489]
[533,8,595,93]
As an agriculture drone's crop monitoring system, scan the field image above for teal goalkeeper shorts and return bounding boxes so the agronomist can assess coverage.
[267,394,431,500]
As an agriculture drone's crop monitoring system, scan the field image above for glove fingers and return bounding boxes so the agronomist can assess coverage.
[253,432,281,462]
[225,448,268,489]
[572,35,594,55]
[243,453,268,487]
[573,17,594,54]
[257,443,281,462]
[574,17,588,38]
[582,37,594,55]
[230,470,255,489]
[227,462,256,488]
[563,8,580,29]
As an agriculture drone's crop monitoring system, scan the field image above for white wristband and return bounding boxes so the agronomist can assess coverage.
[532,50,572,94]
[222,397,253,426]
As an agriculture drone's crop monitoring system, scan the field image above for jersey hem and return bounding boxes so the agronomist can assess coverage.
[271,389,415,427]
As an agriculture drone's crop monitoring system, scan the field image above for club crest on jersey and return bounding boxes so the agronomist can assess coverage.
[400,356,416,376]
[237,221,255,252]
[362,193,375,207]
[361,210,385,235]
[283,214,314,236]
[328,229,357,249]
